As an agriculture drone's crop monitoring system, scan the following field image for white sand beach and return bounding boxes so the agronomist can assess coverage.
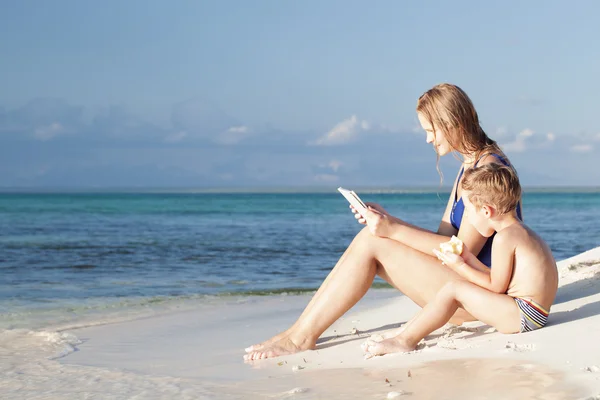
[3,247,600,399]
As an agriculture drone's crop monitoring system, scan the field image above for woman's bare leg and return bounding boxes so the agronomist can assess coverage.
[244,228,471,361]
[245,228,369,351]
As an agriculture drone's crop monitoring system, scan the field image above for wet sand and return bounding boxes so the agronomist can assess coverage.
[5,247,598,399]
[235,358,582,400]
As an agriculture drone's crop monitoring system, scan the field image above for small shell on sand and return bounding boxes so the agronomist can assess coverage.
[387,391,407,398]
[505,341,535,352]
[584,365,600,373]
[292,365,305,372]
[286,387,308,394]
[442,325,479,337]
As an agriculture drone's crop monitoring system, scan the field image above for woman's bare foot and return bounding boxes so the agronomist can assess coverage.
[243,336,314,361]
[362,335,417,359]
[244,329,290,352]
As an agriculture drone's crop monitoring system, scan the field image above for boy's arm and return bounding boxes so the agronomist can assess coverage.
[455,233,515,293]
[460,248,493,273]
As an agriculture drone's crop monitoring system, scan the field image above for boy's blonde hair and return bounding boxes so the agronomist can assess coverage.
[461,163,521,214]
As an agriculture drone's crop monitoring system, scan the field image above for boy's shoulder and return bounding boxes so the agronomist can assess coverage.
[494,222,528,247]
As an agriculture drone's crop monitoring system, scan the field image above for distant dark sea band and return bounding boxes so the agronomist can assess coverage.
[0,190,598,328]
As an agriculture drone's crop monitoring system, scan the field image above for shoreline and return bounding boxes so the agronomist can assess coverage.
[2,247,600,399]
[67,247,600,398]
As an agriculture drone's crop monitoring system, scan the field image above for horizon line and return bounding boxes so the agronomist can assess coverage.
[1,184,599,194]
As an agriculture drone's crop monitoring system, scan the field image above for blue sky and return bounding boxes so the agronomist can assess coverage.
[1,1,599,188]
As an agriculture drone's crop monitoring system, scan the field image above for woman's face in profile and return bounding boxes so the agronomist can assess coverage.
[417,113,452,156]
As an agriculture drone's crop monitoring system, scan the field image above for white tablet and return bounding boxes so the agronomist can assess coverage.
[337,187,368,215]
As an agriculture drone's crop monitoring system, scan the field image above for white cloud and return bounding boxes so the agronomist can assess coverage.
[214,125,252,145]
[494,127,508,138]
[33,122,65,141]
[226,126,248,134]
[500,128,556,153]
[313,173,339,182]
[164,131,188,143]
[217,173,234,181]
[329,160,343,172]
[411,124,423,133]
[520,128,534,138]
[570,144,593,153]
[501,128,534,152]
[164,125,252,145]
[170,98,237,137]
[311,115,371,146]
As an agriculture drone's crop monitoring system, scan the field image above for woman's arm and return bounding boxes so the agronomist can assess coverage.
[382,168,487,258]
[385,155,515,257]
[385,216,488,259]
[354,170,458,238]
[438,172,460,237]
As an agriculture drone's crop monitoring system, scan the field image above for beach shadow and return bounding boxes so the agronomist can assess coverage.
[316,320,498,351]
[315,322,405,350]
[553,271,600,305]
[313,271,600,352]
[316,322,494,351]
[435,327,491,342]
[317,322,405,344]
[548,299,600,327]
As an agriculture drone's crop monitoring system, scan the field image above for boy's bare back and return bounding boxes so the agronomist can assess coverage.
[494,222,558,311]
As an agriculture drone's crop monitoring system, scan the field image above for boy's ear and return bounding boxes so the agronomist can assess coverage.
[482,204,494,218]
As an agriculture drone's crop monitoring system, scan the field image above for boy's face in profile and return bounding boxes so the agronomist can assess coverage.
[463,191,495,238]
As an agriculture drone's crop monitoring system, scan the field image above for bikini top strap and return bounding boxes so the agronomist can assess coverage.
[474,153,508,167]
[454,166,465,202]
[457,153,508,202]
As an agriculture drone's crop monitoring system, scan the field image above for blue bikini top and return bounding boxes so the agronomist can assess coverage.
[450,154,522,268]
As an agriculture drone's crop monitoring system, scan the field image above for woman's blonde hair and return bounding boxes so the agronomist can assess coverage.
[416,83,505,182]
[461,163,521,214]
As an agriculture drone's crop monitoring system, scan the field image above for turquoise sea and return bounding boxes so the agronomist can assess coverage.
[1,190,599,329]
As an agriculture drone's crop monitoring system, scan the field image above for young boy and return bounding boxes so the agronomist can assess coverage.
[363,163,559,358]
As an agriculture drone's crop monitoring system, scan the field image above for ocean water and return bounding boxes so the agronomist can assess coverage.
[1,190,599,399]
[1,191,599,330]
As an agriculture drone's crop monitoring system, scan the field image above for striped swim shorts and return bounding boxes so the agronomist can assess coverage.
[514,297,549,332]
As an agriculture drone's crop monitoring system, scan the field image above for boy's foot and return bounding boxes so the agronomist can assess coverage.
[243,336,314,361]
[362,336,416,359]
[360,325,406,352]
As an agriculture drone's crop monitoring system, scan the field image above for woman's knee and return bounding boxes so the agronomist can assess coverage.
[356,227,411,254]
[350,227,396,270]
[356,226,372,241]
[353,227,378,252]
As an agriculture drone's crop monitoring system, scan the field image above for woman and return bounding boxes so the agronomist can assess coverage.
[244,83,521,361]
